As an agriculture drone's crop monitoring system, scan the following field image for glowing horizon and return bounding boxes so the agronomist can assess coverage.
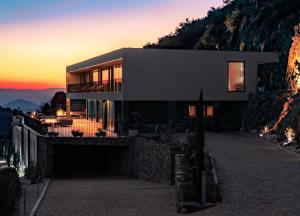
[0,0,223,89]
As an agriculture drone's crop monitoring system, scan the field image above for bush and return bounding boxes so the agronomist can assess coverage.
[24,162,43,184]
[0,167,20,216]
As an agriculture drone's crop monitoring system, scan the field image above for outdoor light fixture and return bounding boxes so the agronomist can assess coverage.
[56,108,66,117]
[31,111,36,118]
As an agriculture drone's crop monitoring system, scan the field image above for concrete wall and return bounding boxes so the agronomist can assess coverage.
[67,49,124,73]
[66,48,278,102]
[12,126,22,156]
[123,48,278,101]
[12,124,39,168]
[22,125,38,167]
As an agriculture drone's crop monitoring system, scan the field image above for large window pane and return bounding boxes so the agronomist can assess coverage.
[92,69,99,82]
[102,69,109,84]
[228,62,245,92]
[114,64,122,82]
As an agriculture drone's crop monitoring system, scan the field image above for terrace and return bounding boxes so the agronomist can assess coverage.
[24,114,116,138]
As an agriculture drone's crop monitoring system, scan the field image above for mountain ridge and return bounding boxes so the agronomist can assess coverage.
[0,88,65,106]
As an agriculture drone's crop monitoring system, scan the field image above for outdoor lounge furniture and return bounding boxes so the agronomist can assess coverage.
[58,119,73,127]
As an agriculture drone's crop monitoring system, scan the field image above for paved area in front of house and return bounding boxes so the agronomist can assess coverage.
[36,133,300,216]
[36,177,176,216]
[191,132,300,216]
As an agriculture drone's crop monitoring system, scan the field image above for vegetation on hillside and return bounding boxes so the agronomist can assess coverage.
[145,0,300,89]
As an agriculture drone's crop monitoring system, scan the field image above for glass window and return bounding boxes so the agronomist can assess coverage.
[92,69,99,82]
[228,62,245,92]
[102,68,109,84]
[85,72,91,83]
[206,106,214,117]
[114,64,122,82]
[189,106,196,118]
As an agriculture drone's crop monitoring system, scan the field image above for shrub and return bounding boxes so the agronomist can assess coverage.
[24,162,43,184]
[0,167,20,216]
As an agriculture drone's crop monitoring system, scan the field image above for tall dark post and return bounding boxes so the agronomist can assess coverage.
[196,90,205,202]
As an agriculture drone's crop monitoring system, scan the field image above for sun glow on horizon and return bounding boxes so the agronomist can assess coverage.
[0,0,223,89]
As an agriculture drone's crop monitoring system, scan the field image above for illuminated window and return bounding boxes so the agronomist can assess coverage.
[114,65,122,82]
[206,106,214,117]
[228,62,245,92]
[189,106,196,118]
[92,69,99,82]
[102,69,109,84]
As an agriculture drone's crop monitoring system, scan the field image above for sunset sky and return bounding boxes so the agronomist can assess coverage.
[0,0,223,89]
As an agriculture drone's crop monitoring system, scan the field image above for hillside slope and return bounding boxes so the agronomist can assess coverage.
[145,0,300,90]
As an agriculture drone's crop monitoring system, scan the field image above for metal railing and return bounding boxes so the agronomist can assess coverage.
[24,115,48,135]
[68,81,122,93]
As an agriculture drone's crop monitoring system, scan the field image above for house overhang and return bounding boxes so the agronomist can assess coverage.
[67,58,123,73]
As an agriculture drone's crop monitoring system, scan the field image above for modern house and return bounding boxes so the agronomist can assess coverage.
[11,48,279,176]
[66,48,279,132]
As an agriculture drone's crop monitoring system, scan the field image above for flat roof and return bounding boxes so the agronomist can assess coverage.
[67,48,279,73]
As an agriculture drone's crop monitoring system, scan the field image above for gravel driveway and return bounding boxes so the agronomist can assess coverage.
[36,133,300,216]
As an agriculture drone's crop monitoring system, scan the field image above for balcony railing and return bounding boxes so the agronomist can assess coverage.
[68,81,122,93]
[24,115,48,135]
[24,115,117,137]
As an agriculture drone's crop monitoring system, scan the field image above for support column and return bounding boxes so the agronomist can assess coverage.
[66,98,71,117]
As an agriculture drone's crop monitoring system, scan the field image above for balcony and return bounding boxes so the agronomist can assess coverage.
[68,81,122,93]
[24,115,116,137]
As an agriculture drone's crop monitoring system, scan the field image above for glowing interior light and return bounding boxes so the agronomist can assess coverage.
[44,119,58,124]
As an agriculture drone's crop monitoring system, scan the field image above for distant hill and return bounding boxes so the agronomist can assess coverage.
[0,106,12,137]
[0,88,65,106]
[4,99,39,112]
[145,0,300,90]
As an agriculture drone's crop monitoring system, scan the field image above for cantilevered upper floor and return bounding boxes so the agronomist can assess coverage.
[66,48,279,101]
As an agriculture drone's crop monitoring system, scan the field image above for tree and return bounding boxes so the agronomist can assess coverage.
[50,92,66,110]
[41,92,66,115]
[41,103,51,115]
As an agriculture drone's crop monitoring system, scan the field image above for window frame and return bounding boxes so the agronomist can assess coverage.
[188,105,197,119]
[205,105,214,118]
[227,61,246,92]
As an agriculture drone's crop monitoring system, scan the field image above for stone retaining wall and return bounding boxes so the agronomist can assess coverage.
[124,136,175,184]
